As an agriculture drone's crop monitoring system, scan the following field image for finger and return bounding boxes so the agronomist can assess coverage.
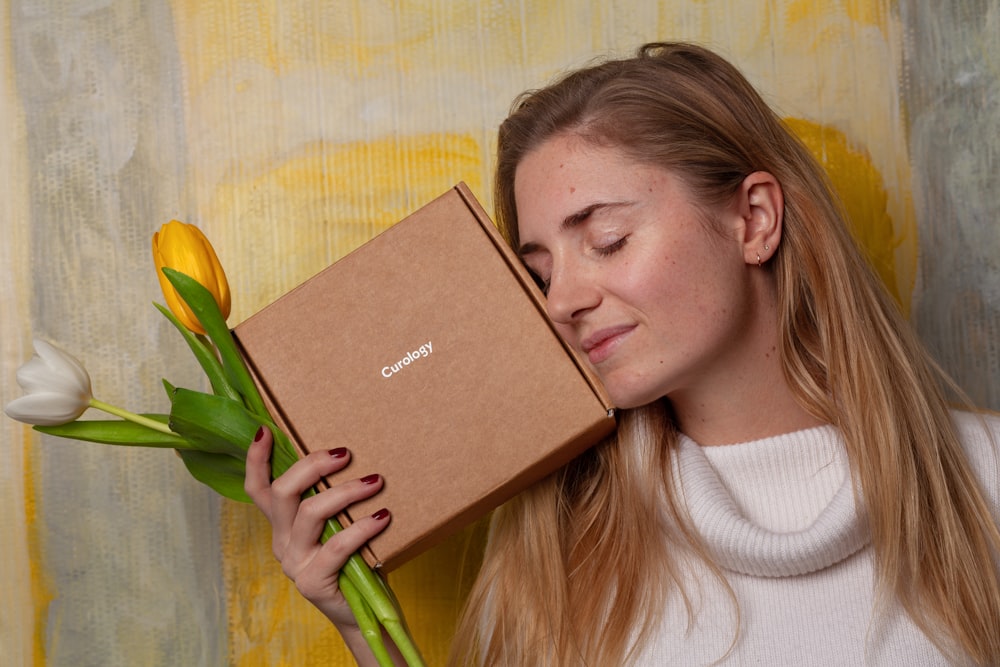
[269,447,354,554]
[294,507,392,601]
[270,446,354,503]
[283,474,385,568]
[244,425,274,517]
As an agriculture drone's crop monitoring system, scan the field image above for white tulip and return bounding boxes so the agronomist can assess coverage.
[5,339,94,426]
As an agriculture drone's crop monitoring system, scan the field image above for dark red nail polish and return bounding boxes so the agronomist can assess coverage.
[371,508,390,521]
[253,426,266,443]
[328,447,348,459]
[361,474,380,485]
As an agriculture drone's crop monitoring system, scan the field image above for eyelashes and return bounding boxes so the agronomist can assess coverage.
[525,236,628,297]
[594,235,628,257]
[528,271,550,295]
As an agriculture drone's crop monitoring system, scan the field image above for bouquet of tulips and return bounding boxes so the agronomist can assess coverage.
[5,221,424,667]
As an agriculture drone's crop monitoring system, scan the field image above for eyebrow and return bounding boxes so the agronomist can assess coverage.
[517,201,630,256]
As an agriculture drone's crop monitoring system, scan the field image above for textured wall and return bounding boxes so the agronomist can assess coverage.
[0,1,996,665]
[901,1,1000,407]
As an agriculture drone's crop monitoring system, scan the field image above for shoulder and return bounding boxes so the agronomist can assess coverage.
[952,409,1000,456]
[951,409,1000,514]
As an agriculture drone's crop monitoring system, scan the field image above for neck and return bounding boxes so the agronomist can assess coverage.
[672,379,825,446]
[670,282,826,446]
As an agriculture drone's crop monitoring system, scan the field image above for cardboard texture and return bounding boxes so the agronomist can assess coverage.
[233,183,616,571]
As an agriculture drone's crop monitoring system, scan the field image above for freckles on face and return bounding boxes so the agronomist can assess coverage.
[513,134,754,409]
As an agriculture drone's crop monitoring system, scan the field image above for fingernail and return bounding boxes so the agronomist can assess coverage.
[253,426,266,443]
[360,474,380,485]
[371,508,390,521]
[328,447,348,459]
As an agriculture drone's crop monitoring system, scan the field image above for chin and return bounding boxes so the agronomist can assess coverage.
[604,384,665,411]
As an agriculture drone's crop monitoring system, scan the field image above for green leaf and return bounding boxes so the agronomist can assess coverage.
[154,301,241,402]
[168,388,262,457]
[35,417,192,448]
[176,449,251,503]
[162,268,268,416]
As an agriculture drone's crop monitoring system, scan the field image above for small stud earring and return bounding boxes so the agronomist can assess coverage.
[764,244,770,252]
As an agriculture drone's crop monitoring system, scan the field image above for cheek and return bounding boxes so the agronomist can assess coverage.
[632,251,741,327]
[621,254,681,305]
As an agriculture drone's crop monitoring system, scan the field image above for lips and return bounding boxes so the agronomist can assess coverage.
[581,325,636,365]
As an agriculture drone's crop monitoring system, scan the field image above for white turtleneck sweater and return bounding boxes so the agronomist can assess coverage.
[636,411,1000,666]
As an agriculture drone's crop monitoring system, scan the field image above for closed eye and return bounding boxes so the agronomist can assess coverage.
[530,271,551,295]
[595,235,628,256]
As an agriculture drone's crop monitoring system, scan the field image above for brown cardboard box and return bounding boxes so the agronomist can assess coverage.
[233,183,615,571]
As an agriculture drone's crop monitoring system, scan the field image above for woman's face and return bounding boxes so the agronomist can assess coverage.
[514,133,762,411]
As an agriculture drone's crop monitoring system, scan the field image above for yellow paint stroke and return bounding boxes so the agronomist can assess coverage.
[787,0,890,35]
[785,117,909,311]
[24,428,55,666]
[771,0,918,310]
[171,0,289,93]
[841,0,889,29]
[171,0,489,95]
[207,132,484,322]
[220,132,484,666]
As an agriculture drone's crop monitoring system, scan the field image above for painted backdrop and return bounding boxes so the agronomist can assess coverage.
[1,1,997,665]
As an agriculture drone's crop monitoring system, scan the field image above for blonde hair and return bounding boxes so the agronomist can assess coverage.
[450,42,1000,665]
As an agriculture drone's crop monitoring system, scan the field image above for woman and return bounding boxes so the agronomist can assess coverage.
[245,43,1000,665]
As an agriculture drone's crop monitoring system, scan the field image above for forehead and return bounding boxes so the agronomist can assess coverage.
[513,134,673,238]
[516,136,639,206]
[515,133,633,191]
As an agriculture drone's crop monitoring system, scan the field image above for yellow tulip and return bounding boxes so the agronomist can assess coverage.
[152,220,231,334]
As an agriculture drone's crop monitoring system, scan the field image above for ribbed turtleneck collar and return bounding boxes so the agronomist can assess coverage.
[673,426,870,578]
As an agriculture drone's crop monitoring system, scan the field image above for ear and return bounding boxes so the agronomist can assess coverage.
[733,171,783,266]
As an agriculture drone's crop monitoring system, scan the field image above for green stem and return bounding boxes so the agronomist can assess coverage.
[89,398,175,435]
[340,574,395,666]
[320,517,426,667]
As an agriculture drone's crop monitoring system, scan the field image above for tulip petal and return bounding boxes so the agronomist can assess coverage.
[14,354,58,393]
[30,339,92,396]
[7,339,93,426]
[197,234,231,317]
[5,392,89,425]
[163,275,205,334]
[152,220,231,335]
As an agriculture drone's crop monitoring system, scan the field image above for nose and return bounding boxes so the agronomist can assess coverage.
[544,260,601,324]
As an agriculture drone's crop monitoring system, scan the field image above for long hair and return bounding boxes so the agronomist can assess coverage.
[450,42,1000,665]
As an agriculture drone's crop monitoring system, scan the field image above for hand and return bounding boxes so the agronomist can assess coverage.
[244,425,391,627]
